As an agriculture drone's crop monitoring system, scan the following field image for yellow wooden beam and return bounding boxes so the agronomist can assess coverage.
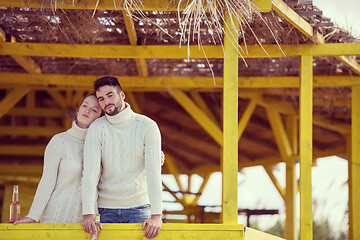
[284,114,298,240]
[0,145,45,156]
[191,173,211,206]
[0,164,42,177]
[245,227,285,240]
[126,92,142,113]
[162,182,186,206]
[1,73,359,89]
[263,166,285,200]
[47,90,67,108]
[350,85,360,240]
[222,12,239,224]
[271,0,315,39]
[272,0,360,75]
[123,10,148,77]
[7,107,64,117]
[0,27,41,74]
[169,89,223,146]
[1,42,360,59]
[0,87,30,118]
[266,108,293,165]
[0,223,245,239]
[0,126,62,137]
[164,154,186,193]
[313,115,350,134]
[238,99,257,141]
[0,0,272,11]
[299,55,313,240]
[190,92,219,127]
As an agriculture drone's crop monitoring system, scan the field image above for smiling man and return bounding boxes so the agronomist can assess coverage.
[81,76,163,239]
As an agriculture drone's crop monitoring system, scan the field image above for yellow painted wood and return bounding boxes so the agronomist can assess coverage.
[0,145,45,156]
[1,42,360,59]
[271,0,360,74]
[190,92,219,127]
[245,227,285,240]
[162,182,185,205]
[47,90,67,109]
[0,126,62,137]
[191,173,211,206]
[299,55,313,240]
[263,166,285,200]
[284,115,298,240]
[266,108,293,165]
[238,99,257,141]
[26,91,35,109]
[350,85,360,240]
[0,87,30,118]
[345,134,353,240]
[338,56,360,75]
[7,107,64,117]
[164,154,185,193]
[0,164,43,177]
[0,27,41,74]
[0,223,246,239]
[313,115,350,134]
[222,12,239,224]
[126,92,142,113]
[1,73,359,89]
[11,55,42,74]
[123,10,148,77]
[169,89,223,146]
[0,0,272,11]
[271,0,314,39]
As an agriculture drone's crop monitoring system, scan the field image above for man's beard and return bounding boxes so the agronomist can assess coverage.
[105,104,120,116]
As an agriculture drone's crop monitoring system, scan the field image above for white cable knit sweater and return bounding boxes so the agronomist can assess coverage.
[27,122,86,223]
[81,103,162,216]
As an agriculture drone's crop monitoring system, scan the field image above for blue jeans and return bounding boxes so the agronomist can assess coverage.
[98,204,151,223]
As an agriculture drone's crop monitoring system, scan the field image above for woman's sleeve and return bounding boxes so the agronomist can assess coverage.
[26,135,63,221]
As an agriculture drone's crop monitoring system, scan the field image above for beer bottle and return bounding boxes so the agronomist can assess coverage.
[92,214,101,240]
[9,185,20,222]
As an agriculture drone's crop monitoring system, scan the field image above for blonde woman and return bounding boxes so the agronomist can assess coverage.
[14,93,103,223]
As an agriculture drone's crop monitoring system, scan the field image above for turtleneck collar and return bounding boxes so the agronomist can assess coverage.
[67,121,87,141]
[105,102,135,126]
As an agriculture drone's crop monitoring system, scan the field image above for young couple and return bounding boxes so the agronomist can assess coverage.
[13,76,163,239]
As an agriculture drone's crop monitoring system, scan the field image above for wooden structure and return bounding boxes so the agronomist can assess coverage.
[0,0,359,239]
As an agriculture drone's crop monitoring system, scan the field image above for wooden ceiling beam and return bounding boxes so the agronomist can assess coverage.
[0,87,31,118]
[272,0,360,75]
[0,73,359,89]
[0,0,272,12]
[1,42,360,59]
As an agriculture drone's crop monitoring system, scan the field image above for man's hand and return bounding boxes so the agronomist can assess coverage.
[13,217,36,224]
[142,214,162,239]
[81,214,101,238]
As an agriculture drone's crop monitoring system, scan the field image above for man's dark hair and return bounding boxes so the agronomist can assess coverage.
[94,76,122,93]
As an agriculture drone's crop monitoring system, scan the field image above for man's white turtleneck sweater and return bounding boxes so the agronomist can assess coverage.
[81,103,162,216]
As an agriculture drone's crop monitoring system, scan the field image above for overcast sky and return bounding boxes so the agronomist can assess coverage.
[313,0,360,37]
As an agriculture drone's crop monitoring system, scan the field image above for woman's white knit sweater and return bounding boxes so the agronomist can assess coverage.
[27,122,87,223]
[81,103,162,216]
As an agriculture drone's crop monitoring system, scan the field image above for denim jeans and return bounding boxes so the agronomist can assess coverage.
[98,204,151,223]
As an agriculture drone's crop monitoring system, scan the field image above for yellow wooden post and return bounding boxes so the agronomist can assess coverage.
[284,115,298,240]
[299,55,313,240]
[349,85,360,240]
[222,12,239,224]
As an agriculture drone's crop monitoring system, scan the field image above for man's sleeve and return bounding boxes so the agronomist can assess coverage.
[81,122,102,215]
[144,119,163,215]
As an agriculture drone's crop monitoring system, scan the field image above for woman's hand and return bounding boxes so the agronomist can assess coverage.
[13,217,36,224]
